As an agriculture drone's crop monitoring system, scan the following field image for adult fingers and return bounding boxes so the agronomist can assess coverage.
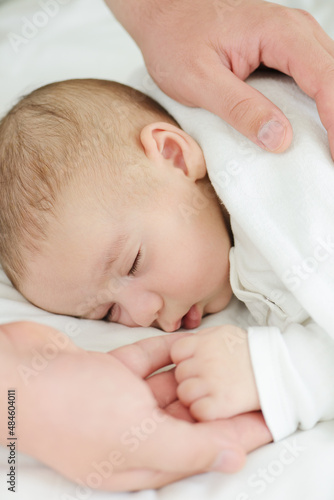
[121,414,245,474]
[260,10,334,158]
[100,412,271,491]
[129,411,272,473]
[146,368,178,407]
[109,332,189,378]
[165,399,195,422]
[228,411,273,451]
[146,369,195,421]
[288,43,334,159]
[89,466,204,491]
[171,51,293,153]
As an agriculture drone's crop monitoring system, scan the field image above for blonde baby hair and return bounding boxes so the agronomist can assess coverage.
[0,79,177,289]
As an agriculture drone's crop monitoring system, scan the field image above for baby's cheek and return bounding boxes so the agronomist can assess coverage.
[116,306,138,328]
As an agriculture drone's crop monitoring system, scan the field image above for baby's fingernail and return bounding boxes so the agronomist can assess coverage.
[257,120,286,151]
[210,450,241,472]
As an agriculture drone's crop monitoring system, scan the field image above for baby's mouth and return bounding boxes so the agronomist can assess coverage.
[154,305,202,332]
[181,305,202,330]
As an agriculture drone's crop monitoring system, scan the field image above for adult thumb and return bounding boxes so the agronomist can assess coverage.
[178,64,293,153]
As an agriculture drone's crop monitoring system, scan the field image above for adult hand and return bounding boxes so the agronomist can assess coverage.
[1,322,272,491]
[106,0,334,157]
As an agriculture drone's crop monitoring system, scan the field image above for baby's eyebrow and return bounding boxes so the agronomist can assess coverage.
[98,233,128,281]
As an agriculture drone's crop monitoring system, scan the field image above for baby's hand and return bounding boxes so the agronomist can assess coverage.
[171,325,260,421]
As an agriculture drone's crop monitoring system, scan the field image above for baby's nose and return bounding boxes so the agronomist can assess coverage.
[126,290,163,328]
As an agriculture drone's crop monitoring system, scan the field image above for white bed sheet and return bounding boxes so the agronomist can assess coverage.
[0,0,334,499]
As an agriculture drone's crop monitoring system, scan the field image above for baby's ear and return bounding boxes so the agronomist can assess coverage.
[140,122,206,181]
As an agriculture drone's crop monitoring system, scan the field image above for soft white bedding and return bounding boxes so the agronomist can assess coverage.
[1,0,334,499]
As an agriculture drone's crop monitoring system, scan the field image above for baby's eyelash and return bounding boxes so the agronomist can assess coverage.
[102,304,115,322]
[102,250,141,321]
[129,249,141,276]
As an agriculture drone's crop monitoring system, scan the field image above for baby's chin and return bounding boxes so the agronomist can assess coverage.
[204,287,234,316]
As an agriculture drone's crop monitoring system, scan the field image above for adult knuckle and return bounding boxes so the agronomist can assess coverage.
[314,64,334,97]
[263,5,314,36]
[227,96,258,126]
[324,65,334,78]
[262,3,291,27]
[294,8,317,25]
[282,7,318,31]
[266,3,287,18]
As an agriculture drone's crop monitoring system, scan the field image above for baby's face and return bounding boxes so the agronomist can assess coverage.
[21,127,233,332]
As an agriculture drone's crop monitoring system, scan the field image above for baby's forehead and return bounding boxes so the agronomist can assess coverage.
[51,167,130,231]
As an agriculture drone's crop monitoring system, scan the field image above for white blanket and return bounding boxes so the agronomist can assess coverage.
[1,1,334,499]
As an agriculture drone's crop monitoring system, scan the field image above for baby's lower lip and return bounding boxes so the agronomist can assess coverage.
[181,305,202,330]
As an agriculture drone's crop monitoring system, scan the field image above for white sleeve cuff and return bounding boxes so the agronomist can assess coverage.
[248,326,314,441]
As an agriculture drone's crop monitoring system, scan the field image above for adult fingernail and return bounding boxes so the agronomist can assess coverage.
[210,450,241,472]
[257,120,286,151]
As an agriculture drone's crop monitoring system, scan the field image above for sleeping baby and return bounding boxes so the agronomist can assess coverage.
[0,77,334,442]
